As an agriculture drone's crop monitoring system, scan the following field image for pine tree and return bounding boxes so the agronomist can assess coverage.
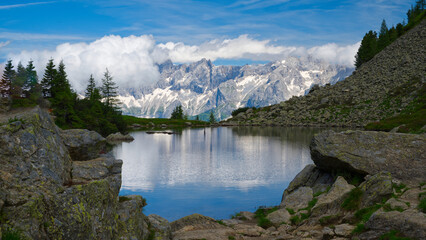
[170,105,183,119]
[0,60,15,98]
[209,111,216,123]
[101,69,119,109]
[50,60,79,127]
[85,74,96,99]
[355,31,378,69]
[41,59,56,98]
[377,19,390,51]
[22,60,38,98]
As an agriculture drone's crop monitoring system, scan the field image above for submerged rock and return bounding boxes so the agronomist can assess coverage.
[310,130,426,185]
[106,132,134,142]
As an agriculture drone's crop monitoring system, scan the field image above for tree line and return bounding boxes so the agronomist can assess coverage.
[355,0,425,69]
[0,59,125,136]
[170,104,216,123]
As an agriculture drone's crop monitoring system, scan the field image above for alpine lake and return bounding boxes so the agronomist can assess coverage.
[113,126,331,221]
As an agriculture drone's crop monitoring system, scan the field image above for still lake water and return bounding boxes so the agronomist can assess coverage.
[113,127,326,221]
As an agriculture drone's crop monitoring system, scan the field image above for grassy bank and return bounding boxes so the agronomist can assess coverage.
[123,115,210,129]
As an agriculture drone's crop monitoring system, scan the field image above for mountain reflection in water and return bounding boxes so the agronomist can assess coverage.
[113,127,326,220]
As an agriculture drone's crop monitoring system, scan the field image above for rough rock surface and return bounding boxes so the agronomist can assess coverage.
[148,214,172,240]
[311,176,355,217]
[365,209,426,239]
[280,187,313,211]
[359,172,393,207]
[311,130,426,185]
[117,195,150,240]
[0,106,149,239]
[266,209,291,226]
[60,128,107,161]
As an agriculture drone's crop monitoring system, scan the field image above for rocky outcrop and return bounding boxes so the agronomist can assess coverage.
[310,130,426,185]
[106,132,135,143]
[60,128,107,161]
[0,106,150,240]
[225,19,426,128]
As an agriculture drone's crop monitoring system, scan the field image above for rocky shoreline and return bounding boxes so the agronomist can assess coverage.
[1,106,425,239]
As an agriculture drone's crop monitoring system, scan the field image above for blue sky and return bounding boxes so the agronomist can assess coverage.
[0,0,413,90]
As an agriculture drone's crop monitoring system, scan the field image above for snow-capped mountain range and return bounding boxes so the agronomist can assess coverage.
[118,56,354,120]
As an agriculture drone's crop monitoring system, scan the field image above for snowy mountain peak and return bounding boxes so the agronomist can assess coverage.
[119,56,354,120]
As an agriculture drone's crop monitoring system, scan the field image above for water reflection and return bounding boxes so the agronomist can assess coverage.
[113,127,325,220]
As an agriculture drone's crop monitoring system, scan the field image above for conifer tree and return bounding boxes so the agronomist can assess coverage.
[13,62,27,98]
[85,74,96,99]
[170,105,183,119]
[23,60,38,98]
[101,69,119,109]
[0,60,15,98]
[377,19,390,51]
[209,111,216,123]
[41,59,56,98]
[355,31,378,69]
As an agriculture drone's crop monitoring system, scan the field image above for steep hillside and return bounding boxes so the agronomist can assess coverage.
[225,19,426,129]
[118,57,353,120]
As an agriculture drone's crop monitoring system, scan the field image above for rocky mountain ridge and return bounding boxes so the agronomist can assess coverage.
[225,19,426,128]
[119,56,353,120]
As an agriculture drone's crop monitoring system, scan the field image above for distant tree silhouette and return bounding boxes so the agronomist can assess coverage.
[170,105,184,119]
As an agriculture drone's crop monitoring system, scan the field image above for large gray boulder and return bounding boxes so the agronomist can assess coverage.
[310,130,426,185]
[364,209,426,239]
[60,128,107,161]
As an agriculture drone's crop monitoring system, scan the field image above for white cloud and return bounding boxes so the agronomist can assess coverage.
[0,1,55,10]
[8,34,359,92]
[0,41,10,48]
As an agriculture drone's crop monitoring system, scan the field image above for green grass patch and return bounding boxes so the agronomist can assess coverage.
[290,215,301,225]
[393,183,407,194]
[355,204,382,222]
[228,236,236,240]
[254,206,278,229]
[118,196,132,202]
[341,187,363,211]
[285,208,295,215]
[217,220,226,226]
[257,217,273,229]
[379,230,412,240]
[419,198,426,213]
[2,228,23,240]
[352,223,365,234]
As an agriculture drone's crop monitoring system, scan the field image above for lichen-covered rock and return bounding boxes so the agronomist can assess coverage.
[148,214,172,240]
[359,172,393,208]
[106,132,134,143]
[280,187,313,211]
[60,128,107,161]
[117,195,150,240]
[334,224,355,237]
[0,106,149,240]
[365,209,426,239]
[310,130,426,185]
[311,176,355,217]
